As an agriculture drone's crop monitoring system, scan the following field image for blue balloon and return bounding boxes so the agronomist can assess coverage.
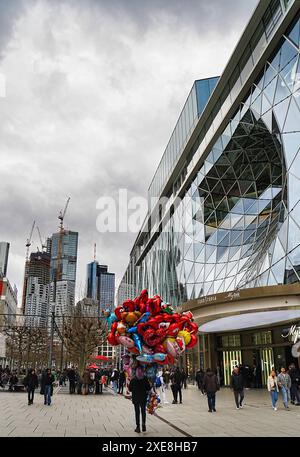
[137,354,154,363]
[153,353,166,362]
[127,326,137,334]
[133,333,142,353]
[139,312,150,323]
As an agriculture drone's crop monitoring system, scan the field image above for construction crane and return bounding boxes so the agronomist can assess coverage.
[25,220,36,261]
[22,220,35,313]
[36,225,47,252]
[58,197,70,232]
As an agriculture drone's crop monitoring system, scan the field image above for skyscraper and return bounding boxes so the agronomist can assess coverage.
[48,230,78,318]
[24,251,50,327]
[86,261,115,312]
[0,242,9,278]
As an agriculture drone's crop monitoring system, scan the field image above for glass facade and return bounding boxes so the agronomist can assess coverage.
[120,6,300,310]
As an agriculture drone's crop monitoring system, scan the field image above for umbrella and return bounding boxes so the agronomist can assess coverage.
[93,355,111,361]
[87,364,98,370]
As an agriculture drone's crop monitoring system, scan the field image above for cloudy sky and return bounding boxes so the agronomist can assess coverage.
[0,0,258,304]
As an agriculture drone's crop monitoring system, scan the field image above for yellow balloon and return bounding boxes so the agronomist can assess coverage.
[178,330,191,345]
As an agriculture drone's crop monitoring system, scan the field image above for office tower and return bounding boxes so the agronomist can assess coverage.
[0,242,9,278]
[86,261,115,312]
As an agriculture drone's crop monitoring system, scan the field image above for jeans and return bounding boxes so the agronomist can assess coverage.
[281,386,289,408]
[207,392,216,411]
[134,401,146,427]
[28,388,35,403]
[44,385,51,405]
[113,381,118,394]
[233,390,244,408]
[290,384,300,404]
[270,390,278,408]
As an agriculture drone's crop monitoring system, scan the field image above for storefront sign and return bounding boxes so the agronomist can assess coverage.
[281,324,300,344]
[225,291,240,301]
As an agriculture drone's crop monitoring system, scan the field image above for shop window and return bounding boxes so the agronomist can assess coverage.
[252,330,272,345]
[219,334,241,347]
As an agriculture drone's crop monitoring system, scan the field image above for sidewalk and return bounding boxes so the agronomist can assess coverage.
[1,384,299,437]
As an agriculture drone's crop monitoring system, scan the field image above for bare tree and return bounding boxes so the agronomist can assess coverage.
[62,308,107,375]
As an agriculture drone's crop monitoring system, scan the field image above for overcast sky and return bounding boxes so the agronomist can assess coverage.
[0,0,258,304]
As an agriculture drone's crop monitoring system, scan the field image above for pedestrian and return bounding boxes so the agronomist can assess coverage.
[278,367,291,410]
[288,363,300,405]
[41,368,55,406]
[230,366,245,410]
[95,369,100,394]
[8,371,18,391]
[118,370,126,395]
[267,369,279,411]
[170,367,183,404]
[110,368,119,395]
[203,368,219,412]
[24,368,39,405]
[129,367,151,433]
[181,369,188,389]
[162,368,170,389]
[68,366,76,394]
[100,372,107,394]
[196,368,205,395]
[82,369,91,395]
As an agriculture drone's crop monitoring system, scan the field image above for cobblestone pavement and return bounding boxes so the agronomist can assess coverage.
[1,384,299,437]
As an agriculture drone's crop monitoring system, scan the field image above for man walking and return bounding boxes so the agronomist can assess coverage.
[288,363,300,405]
[24,368,38,405]
[203,368,220,412]
[196,368,205,394]
[230,366,245,409]
[170,367,183,404]
[41,368,55,406]
[129,367,151,433]
[278,367,291,410]
[68,366,76,394]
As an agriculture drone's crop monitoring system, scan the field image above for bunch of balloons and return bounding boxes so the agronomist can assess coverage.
[147,391,160,415]
[107,289,198,364]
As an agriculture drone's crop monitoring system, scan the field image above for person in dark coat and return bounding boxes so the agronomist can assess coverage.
[118,370,126,395]
[196,368,205,394]
[129,367,151,433]
[230,366,245,409]
[41,368,55,406]
[170,367,183,404]
[68,366,76,394]
[24,368,39,405]
[203,368,220,412]
[288,363,300,405]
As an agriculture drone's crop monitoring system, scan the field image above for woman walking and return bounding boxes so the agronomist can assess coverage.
[24,368,39,405]
[267,369,279,411]
[129,367,151,433]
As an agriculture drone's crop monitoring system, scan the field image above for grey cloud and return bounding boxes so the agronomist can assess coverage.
[0,0,258,302]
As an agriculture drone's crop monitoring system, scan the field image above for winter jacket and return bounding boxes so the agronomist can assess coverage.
[289,368,300,385]
[24,373,38,390]
[170,370,183,385]
[203,371,220,393]
[111,370,120,381]
[129,376,151,403]
[278,373,291,389]
[230,372,244,391]
[267,376,279,392]
[41,373,55,387]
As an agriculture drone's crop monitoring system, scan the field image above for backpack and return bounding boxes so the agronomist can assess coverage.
[155,376,162,388]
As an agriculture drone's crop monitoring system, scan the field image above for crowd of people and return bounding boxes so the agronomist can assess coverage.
[195,363,300,412]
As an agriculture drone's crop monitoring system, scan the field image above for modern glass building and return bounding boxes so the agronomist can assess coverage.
[86,261,115,312]
[0,242,9,278]
[119,0,300,384]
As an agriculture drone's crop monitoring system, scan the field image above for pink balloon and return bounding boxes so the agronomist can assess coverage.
[118,335,135,348]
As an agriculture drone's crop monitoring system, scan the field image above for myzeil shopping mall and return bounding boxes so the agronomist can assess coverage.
[118,0,300,387]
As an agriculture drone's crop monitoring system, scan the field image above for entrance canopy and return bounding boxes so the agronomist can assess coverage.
[199,310,300,333]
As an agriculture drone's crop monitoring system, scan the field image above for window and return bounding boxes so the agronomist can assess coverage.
[252,331,272,345]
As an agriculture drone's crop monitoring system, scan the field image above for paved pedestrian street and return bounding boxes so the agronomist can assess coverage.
[1,385,300,437]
